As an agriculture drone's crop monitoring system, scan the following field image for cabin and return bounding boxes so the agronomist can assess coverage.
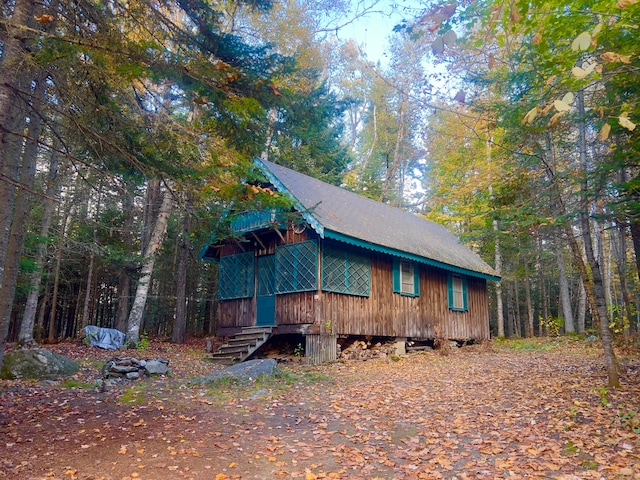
[200,157,500,363]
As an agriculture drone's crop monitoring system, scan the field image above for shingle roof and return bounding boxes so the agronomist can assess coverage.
[256,158,500,281]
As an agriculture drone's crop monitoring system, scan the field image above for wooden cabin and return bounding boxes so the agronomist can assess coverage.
[200,158,500,363]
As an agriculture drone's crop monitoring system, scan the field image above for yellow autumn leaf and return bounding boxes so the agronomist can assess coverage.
[572,63,596,80]
[550,111,565,126]
[562,92,574,105]
[572,66,586,78]
[617,0,639,8]
[571,31,591,51]
[545,74,557,86]
[598,123,611,141]
[532,32,542,45]
[215,474,229,480]
[542,103,555,115]
[601,52,632,64]
[553,100,571,112]
[619,114,636,131]
[592,22,603,36]
[521,106,539,125]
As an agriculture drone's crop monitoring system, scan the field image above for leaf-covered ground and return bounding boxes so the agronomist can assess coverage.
[1,338,639,480]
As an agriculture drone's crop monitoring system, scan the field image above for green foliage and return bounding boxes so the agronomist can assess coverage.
[119,384,149,404]
[135,332,150,351]
[617,407,640,434]
[61,379,97,389]
[592,387,610,407]
[540,316,564,337]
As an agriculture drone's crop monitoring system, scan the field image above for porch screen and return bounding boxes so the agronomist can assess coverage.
[218,252,255,300]
[322,244,370,297]
[275,240,318,293]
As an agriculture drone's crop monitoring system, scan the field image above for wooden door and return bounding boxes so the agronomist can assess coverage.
[256,255,275,326]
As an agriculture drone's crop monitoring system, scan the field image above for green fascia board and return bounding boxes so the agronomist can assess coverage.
[253,157,325,238]
[324,230,501,282]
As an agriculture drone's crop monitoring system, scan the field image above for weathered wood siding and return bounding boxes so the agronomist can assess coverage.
[216,228,490,340]
[216,227,318,330]
[306,334,337,364]
[322,252,490,340]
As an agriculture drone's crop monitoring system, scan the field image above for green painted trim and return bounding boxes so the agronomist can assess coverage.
[253,157,325,238]
[324,230,501,282]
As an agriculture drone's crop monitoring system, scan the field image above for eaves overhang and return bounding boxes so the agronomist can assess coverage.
[324,230,502,282]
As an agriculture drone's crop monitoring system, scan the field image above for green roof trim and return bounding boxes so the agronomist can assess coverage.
[324,230,502,282]
[253,157,325,238]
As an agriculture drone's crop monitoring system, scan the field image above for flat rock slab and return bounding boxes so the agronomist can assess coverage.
[0,348,79,380]
[194,359,280,384]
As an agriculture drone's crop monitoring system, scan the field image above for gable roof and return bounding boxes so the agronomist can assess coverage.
[255,158,500,281]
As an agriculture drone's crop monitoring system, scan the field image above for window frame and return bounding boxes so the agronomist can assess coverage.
[447,273,469,311]
[322,243,370,297]
[218,251,255,300]
[392,258,420,297]
[275,240,318,294]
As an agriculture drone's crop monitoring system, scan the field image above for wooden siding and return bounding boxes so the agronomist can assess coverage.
[306,334,337,364]
[216,227,490,340]
[322,252,489,340]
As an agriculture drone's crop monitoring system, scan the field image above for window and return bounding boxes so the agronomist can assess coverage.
[392,258,420,297]
[218,252,255,300]
[448,273,468,311]
[322,243,370,297]
[275,240,318,293]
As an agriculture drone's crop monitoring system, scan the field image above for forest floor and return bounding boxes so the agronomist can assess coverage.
[0,337,639,480]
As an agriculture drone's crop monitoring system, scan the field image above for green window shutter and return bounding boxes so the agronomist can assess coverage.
[392,258,401,293]
[447,273,468,311]
[275,240,318,293]
[462,277,468,311]
[413,265,420,297]
[219,252,255,300]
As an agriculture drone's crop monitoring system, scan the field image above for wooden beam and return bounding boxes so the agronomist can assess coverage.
[232,238,246,251]
[251,231,266,250]
[273,227,286,243]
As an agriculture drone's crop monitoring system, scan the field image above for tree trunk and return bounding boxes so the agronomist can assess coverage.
[0,74,44,369]
[630,218,640,285]
[494,222,505,338]
[172,201,191,344]
[575,88,619,387]
[126,182,173,347]
[48,234,64,343]
[18,147,60,345]
[612,222,634,336]
[0,0,34,291]
[556,235,575,333]
[115,186,135,333]
[81,252,95,330]
[577,279,587,334]
[524,262,534,338]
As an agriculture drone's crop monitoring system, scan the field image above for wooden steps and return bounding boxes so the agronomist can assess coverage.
[209,327,273,365]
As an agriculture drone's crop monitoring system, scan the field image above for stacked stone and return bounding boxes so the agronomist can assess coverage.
[101,357,169,380]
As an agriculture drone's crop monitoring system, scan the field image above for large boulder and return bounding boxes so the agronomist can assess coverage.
[0,348,79,380]
[194,359,280,384]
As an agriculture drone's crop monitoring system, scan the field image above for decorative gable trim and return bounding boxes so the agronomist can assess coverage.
[324,230,501,282]
[253,157,325,238]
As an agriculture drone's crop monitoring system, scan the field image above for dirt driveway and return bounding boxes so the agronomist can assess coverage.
[1,338,639,479]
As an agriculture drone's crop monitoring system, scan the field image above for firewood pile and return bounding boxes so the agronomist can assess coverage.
[338,340,398,361]
[101,356,169,380]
